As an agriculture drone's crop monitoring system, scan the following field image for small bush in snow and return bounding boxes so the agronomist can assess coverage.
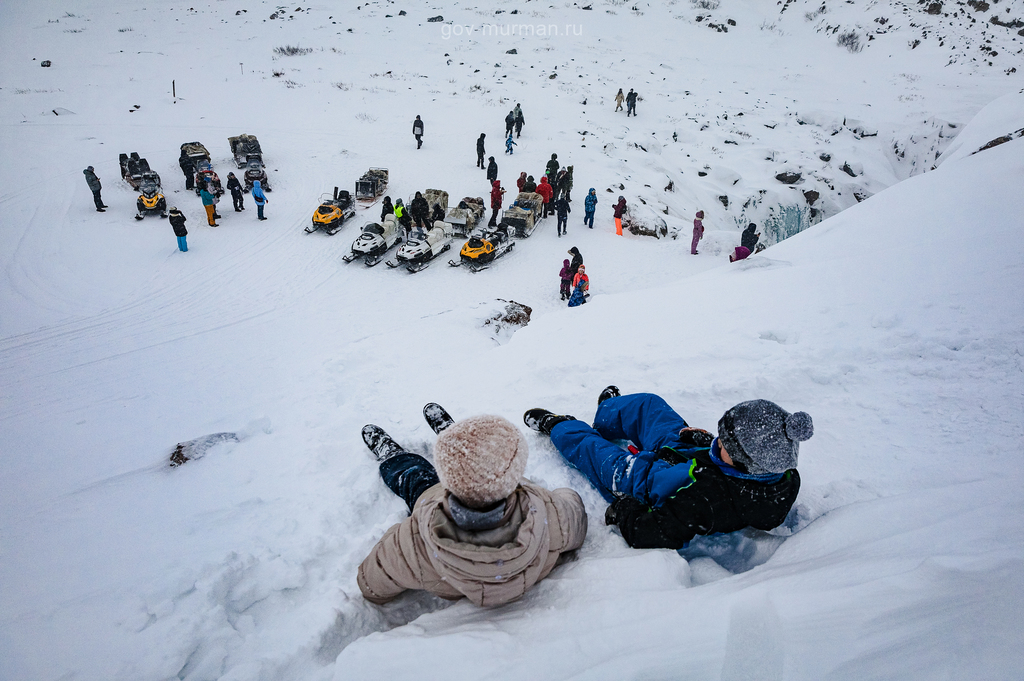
[333,82,351,91]
[274,45,313,56]
[837,31,863,53]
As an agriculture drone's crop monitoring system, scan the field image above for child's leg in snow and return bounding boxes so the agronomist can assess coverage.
[378,452,440,514]
[550,420,645,503]
[593,393,689,453]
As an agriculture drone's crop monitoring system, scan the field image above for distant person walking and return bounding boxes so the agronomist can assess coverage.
[83,166,106,212]
[486,156,498,183]
[505,110,516,137]
[477,133,486,169]
[514,103,525,137]
[555,196,571,237]
[626,89,638,117]
[226,172,244,212]
[613,195,627,236]
[614,88,625,112]
[169,207,188,252]
[584,188,597,229]
[178,151,195,191]
[505,134,517,155]
[200,184,218,226]
[252,180,268,221]
[413,115,424,149]
[691,210,705,255]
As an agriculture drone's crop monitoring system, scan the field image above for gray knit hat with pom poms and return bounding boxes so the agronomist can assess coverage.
[717,400,813,475]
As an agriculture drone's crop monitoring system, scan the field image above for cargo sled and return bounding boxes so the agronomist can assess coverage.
[444,197,486,237]
[502,191,543,238]
[355,167,389,203]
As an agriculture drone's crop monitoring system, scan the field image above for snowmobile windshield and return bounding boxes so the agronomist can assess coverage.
[365,224,384,235]
[140,180,158,196]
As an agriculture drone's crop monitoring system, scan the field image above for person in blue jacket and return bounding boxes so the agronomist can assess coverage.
[252,180,268,220]
[583,188,597,229]
[524,388,812,549]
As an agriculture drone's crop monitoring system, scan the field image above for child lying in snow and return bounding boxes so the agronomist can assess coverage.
[357,407,587,607]
[524,389,812,550]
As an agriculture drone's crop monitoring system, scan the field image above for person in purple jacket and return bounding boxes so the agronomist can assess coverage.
[559,258,573,300]
[691,210,704,255]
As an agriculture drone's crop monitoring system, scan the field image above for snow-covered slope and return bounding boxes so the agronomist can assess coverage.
[1,1,1023,680]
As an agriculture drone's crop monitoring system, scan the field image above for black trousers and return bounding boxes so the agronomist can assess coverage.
[379,452,440,513]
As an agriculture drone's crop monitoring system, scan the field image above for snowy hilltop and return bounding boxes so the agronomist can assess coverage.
[1,1,1023,680]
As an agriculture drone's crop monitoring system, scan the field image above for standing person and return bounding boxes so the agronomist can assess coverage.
[178,151,195,191]
[552,169,566,203]
[168,207,188,252]
[356,407,587,607]
[514,103,525,138]
[431,202,446,225]
[394,198,412,238]
[504,110,516,137]
[516,172,527,193]
[200,183,218,226]
[691,210,705,255]
[476,133,486,169]
[83,166,106,212]
[413,115,424,149]
[614,88,625,112]
[380,196,394,222]
[410,191,430,231]
[568,246,583,278]
[626,89,638,117]
[563,166,574,203]
[505,134,517,155]
[523,175,537,193]
[584,188,598,229]
[537,176,554,219]
[226,172,244,212]
[488,180,505,227]
[486,156,498,184]
[613,195,627,236]
[523,390,810,550]
[568,265,589,307]
[545,153,560,179]
[555,196,571,237]
[741,222,760,252]
[252,180,268,221]
[559,258,573,301]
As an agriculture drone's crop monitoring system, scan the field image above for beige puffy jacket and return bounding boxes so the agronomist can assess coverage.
[358,480,587,607]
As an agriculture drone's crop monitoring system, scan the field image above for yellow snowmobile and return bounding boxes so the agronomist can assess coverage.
[135,171,167,220]
[450,223,514,273]
[307,187,355,235]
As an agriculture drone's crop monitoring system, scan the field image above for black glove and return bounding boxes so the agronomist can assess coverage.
[678,427,714,448]
[605,503,619,526]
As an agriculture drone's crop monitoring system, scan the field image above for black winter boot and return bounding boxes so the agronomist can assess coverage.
[523,409,577,435]
[423,402,455,435]
[361,424,405,462]
[598,385,621,406]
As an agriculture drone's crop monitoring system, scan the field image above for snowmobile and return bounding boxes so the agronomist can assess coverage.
[228,134,271,192]
[354,167,388,203]
[135,171,167,220]
[119,152,151,190]
[342,214,403,266]
[449,223,515,272]
[444,197,485,237]
[307,187,355,235]
[387,220,454,273]
[502,191,543,238]
[194,160,224,197]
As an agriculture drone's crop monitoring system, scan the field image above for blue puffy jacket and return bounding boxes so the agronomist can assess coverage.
[584,190,597,214]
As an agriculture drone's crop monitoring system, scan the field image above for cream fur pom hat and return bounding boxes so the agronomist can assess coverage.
[434,415,529,509]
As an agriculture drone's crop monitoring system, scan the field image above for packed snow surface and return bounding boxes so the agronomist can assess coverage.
[1,1,1023,679]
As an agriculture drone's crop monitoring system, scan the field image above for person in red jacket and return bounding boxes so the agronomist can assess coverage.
[537,176,554,218]
[488,180,505,227]
[516,171,527,193]
[613,196,627,236]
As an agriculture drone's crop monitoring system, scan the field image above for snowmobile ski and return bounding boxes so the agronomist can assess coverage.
[423,403,455,435]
